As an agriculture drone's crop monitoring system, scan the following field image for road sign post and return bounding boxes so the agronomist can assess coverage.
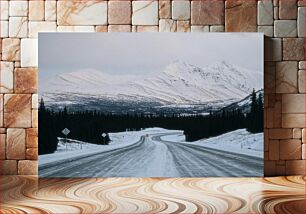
[102,133,106,145]
[62,128,70,152]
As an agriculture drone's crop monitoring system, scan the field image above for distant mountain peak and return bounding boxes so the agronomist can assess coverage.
[209,60,234,69]
[163,60,198,76]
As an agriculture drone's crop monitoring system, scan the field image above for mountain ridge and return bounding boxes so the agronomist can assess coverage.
[40,60,263,105]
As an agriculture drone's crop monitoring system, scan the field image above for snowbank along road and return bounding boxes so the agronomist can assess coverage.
[39,132,263,177]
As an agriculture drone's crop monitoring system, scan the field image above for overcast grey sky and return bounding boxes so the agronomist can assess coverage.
[39,33,263,79]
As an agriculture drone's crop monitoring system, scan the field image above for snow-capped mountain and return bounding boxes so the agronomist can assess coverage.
[40,60,263,109]
[219,89,263,114]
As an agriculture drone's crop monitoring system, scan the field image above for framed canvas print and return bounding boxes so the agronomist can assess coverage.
[38,33,264,177]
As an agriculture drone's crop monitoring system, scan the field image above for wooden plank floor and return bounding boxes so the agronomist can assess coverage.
[0,176,305,214]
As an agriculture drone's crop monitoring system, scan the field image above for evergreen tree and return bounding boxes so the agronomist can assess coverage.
[39,99,58,155]
[247,89,263,133]
[256,93,264,132]
[39,98,46,112]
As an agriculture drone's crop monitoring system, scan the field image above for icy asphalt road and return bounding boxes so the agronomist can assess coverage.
[39,133,263,177]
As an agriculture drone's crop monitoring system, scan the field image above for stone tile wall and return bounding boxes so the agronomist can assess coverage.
[0,0,305,176]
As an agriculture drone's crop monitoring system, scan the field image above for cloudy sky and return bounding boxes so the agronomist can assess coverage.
[39,33,263,80]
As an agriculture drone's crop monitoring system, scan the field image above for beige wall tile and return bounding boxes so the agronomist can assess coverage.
[26,128,38,148]
[282,114,305,128]
[132,1,158,25]
[0,0,303,177]
[45,1,57,21]
[269,140,279,160]
[299,61,306,70]
[276,61,298,93]
[32,110,38,128]
[14,68,38,94]
[29,22,57,38]
[0,160,17,175]
[108,25,131,32]
[225,0,256,32]
[159,1,171,19]
[0,134,5,159]
[298,70,305,93]
[274,20,297,37]
[193,0,224,25]
[177,21,190,32]
[0,95,3,127]
[18,160,38,175]
[269,128,293,139]
[264,160,276,176]
[0,128,6,134]
[285,160,305,175]
[29,1,45,21]
[275,163,286,175]
[0,61,14,93]
[0,21,8,38]
[20,39,38,67]
[172,1,190,21]
[280,139,302,160]
[4,94,32,128]
[136,26,159,32]
[279,0,297,19]
[95,26,108,32]
[283,38,305,61]
[266,108,274,128]
[9,17,28,38]
[210,25,224,32]
[32,109,38,128]
[6,128,26,159]
[32,94,38,109]
[159,19,177,32]
[108,1,131,25]
[258,0,274,25]
[274,99,282,128]
[191,25,209,32]
[57,0,107,25]
[297,7,305,37]
[14,61,21,68]
[293,128,302,139]
[26,148,38,160]
[9,1,28,17]
[274,6,279,20]
[298,0,305,6]
[2,38,20,61]
[282,94,305,114]
[0,1,9,21]
[57,26,95,32]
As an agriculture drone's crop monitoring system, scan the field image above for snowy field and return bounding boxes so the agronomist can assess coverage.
[39,128,263,177]
[40,128,263,167]
[39,128,180,166]
[161,129,263,158]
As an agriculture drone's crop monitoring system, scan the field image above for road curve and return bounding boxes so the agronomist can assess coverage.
[152,134,263,177]
[39,132,263,177]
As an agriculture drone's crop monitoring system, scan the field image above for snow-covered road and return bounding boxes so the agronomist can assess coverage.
[39,132,263,177]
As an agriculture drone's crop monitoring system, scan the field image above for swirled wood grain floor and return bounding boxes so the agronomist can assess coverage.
[0,176,305,214]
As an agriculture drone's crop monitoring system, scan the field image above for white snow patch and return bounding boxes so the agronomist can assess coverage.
[161,133,185,142]
[162,129,263,158]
